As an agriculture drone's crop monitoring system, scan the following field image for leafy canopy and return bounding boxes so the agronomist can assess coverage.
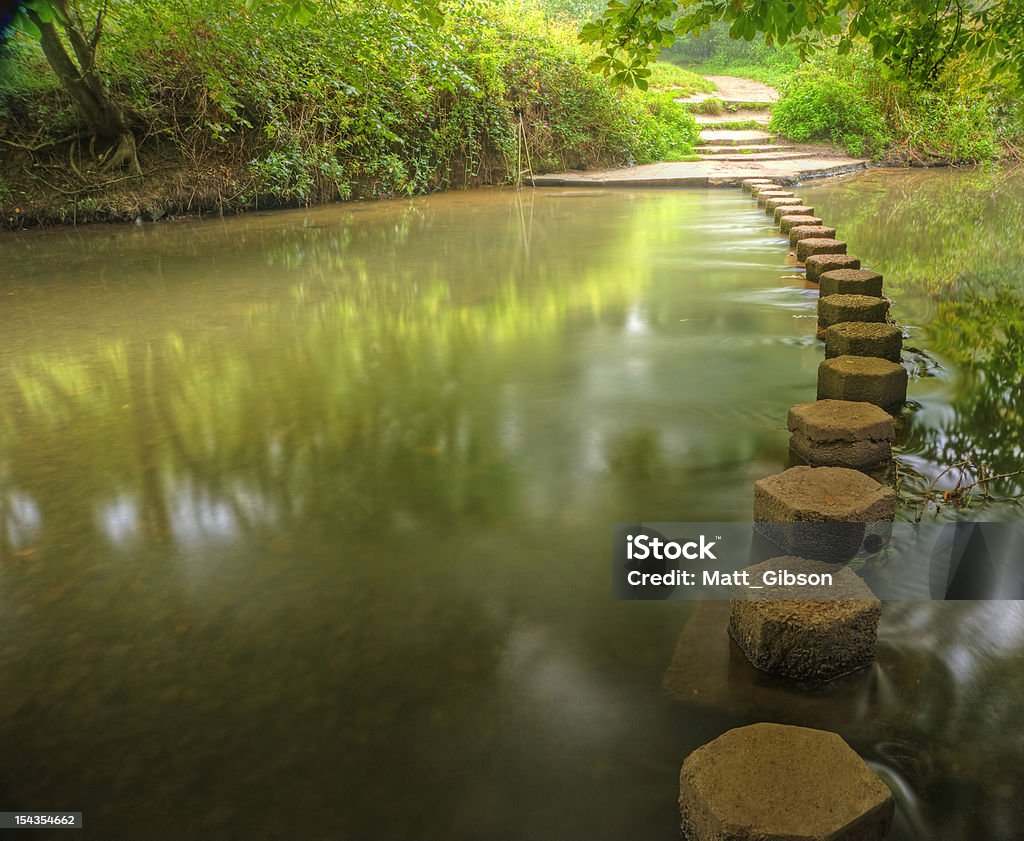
[581,0,1024,87]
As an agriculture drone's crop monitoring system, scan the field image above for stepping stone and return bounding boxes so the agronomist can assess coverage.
[779,214,823,233]
[729,557,883,681]
[789,399,895,469]
[797,238,847,263]
[742,177,776,193]
[806,253,861,282]
[757,190,795,207]
[825,322,903,362]
[774,204,814,221]
[765,197,803,214]
[818,355,908,409]
[820,268,883,298]
[751,183,786,196]
[790,225,837,245]
[754,465,897,561]
[817,293,889,337]
[679,723,895,841]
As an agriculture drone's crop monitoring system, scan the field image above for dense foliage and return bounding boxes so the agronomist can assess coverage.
[0,0,698,223]
[581,0,1024,89]
[769,48,1014,162]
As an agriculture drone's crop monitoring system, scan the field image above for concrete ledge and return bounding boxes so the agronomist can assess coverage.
[797,238,847,263]
[790,225,837,245]
[825,322,903,362]
[820,269,883,298]
[806,254,860,282]
[679,723,895,841]
[817,355,908,409]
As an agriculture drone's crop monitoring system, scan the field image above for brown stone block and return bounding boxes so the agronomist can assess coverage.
[817,293,889,336]
[817,355,908,409]
[679,723,895,841]
[788,399,895,469]
[729,557,882,681]
[825,322,903,362]
[790,225,837,245]
[805,253,861,282]
[775,204,814,221]
[797,238,847,262]
[753,465,896,560]
[819,268,884,297]
[765,197,803,215]
[779,214,823,233]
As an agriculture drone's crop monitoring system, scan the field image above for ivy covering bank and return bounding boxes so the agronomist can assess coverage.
[0,0,699,227]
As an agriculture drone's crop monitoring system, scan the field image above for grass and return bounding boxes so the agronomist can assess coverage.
[647,62,715,96]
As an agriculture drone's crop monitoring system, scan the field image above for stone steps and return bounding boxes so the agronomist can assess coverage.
[696,150,815,162]
[695,144,792,154]
[697,129,776,146]
[693,112,772,128]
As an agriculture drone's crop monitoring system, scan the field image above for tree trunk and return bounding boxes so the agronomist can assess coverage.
[26,4,140,173]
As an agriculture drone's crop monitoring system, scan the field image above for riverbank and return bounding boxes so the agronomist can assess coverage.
[0,1,700,230]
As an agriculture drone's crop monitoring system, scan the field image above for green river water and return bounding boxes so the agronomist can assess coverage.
[1,168,1022,839]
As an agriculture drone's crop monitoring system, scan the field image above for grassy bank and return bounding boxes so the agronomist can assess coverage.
[0,0,699,228]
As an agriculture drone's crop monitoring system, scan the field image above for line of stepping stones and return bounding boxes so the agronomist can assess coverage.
[677,178,902,841]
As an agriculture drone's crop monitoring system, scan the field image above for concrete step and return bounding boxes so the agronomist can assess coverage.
[696,145,794,155]
[681,96,777,108]
[698,129,776,146]
[694,112,772,128]
[696,151,816,162]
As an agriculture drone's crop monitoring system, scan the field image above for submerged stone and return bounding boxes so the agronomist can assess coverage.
[819,268,884,298]
[729,557,883,681]
[788,399,895,469]
[779,214,823,233]
[817,293,889,337]
[679,723,895,841]
[805,253,860,282]
[818,355,908,409]
[774,203,814,221]
[790,225,837,245]
[797,238,847,262]
[825,322,903,362]
[753,465,896,561]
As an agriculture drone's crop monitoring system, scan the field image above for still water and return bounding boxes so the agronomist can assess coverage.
[0,172,1021,840]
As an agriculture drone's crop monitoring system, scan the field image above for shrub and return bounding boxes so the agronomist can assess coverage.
[769,71,891,158]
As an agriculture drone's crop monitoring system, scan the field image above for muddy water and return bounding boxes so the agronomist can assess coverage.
[0,178,1021,840]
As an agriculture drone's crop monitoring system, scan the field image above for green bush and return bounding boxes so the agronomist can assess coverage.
[769,72,891,158]
[769,48,1009,163]
[2,0,698,212]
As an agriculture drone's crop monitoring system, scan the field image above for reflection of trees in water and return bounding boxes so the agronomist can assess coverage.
[807,170,1024,509]
[902,277,1024,500]
[0,197,656,557]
